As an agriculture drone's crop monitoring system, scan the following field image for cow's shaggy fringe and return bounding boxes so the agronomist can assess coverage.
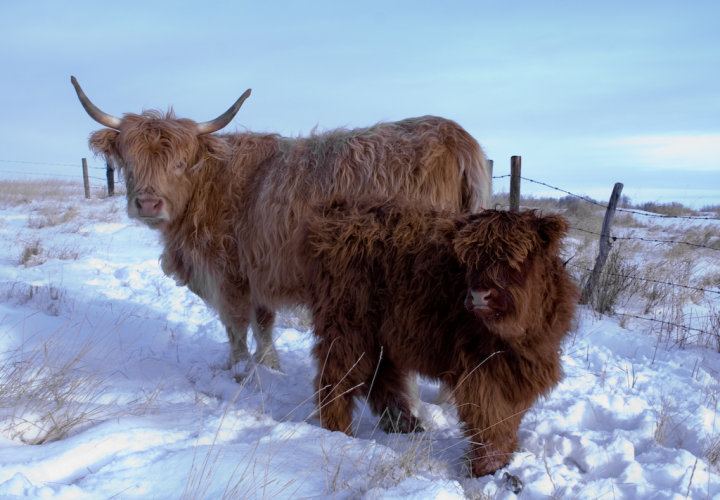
[297,197,579,476]
[87,109,491,373]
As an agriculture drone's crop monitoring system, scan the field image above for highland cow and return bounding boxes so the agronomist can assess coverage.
[298,197,579,477]
[70,77,491,377]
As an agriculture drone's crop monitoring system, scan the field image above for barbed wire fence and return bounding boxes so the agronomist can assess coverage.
[491,156,720,349]
[0,158,118,195]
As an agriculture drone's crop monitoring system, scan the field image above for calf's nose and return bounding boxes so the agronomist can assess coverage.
[471,289,493,309]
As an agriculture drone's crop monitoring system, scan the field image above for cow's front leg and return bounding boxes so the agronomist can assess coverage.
[251,305,281,370]
[218,281,254,366]
[221,311,251,364]
[179,265,252,366]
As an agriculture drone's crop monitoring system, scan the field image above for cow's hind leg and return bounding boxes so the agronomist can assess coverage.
[368,361,424,434]
[251,305,281,370]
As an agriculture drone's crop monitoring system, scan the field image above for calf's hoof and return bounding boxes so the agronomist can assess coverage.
[503,472,523,494]
[378,406,425,434]
[470,451,511,477]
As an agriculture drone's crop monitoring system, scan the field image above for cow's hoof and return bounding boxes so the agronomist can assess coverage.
[253,351,281,372]
[231,348,251,365]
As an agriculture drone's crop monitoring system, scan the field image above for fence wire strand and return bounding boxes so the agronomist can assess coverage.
[567,263,720,296]
[0,170,87,179]
[493,173,718,220]
[570,226,720,253]
[0,159,106,170]
[623,314,717,339]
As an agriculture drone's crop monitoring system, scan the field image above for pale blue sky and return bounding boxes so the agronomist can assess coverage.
[1,0,718,206]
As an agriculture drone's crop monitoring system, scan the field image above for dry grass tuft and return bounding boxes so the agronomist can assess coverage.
[27,206,80,229]
[19,240,44,267]
[704,432,720,467]
[700,204,720,217]
[637,201,699,217]
[0,303,170,445]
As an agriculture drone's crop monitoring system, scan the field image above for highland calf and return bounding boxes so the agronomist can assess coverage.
[298,197,579,477]
[71,77,491,372]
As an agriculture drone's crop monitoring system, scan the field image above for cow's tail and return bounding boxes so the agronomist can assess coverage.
[454,130,492,212]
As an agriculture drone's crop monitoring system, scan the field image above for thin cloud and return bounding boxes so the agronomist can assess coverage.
[602,134,720,171]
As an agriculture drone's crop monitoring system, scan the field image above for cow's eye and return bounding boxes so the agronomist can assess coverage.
[174,161,185,171]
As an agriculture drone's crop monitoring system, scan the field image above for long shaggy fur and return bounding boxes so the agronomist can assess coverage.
[297,197,579,477]
[88,111,490,368]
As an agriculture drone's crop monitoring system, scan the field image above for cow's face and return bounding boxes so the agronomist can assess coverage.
[90,114,200,230]
[71,77,251,231]
[455,210,571,342]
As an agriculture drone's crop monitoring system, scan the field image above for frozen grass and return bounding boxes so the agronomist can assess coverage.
[0,177,123,206]
[0,312,163,445]
[700,204,720,217]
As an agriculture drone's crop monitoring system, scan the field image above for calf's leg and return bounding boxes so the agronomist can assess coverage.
[454,371,526,477]
[369,361,424,433]
[313,335,368,435]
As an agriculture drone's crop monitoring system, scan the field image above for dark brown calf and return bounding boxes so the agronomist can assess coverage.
[298,197,579,477]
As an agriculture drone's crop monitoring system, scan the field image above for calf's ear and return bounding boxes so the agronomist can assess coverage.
[537,214,570,246]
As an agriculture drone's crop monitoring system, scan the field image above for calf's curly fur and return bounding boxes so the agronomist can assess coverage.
[298,197,579,477]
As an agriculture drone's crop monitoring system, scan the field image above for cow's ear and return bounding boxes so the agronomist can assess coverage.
[537,214,569,246]
[89,128,119,158]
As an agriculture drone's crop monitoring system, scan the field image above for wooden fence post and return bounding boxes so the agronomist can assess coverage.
[582,182,624,304]
[106,162,115,196]
[82,158,90,199]
[509,156,521,211]
[487,159,493,203]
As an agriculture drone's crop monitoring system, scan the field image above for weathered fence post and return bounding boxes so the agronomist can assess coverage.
[106,162,115,196]
[582,182,624,304]
[82,158,90,199]
[509,156,521,211]
[487,159,493,202]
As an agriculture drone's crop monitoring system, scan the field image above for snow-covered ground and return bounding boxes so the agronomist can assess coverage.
[0,191,719,499]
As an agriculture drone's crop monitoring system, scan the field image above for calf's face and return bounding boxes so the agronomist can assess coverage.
[456,210,571,342]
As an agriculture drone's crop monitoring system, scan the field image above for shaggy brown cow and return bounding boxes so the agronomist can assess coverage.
[70,77,491,374]
[298,197,579,477]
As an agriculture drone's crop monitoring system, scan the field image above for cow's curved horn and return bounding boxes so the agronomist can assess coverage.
[71,76,123,130]
[196,89,251,135]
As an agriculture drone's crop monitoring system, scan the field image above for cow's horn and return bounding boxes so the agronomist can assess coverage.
[71,77,123,130]
[196,89,251,135]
